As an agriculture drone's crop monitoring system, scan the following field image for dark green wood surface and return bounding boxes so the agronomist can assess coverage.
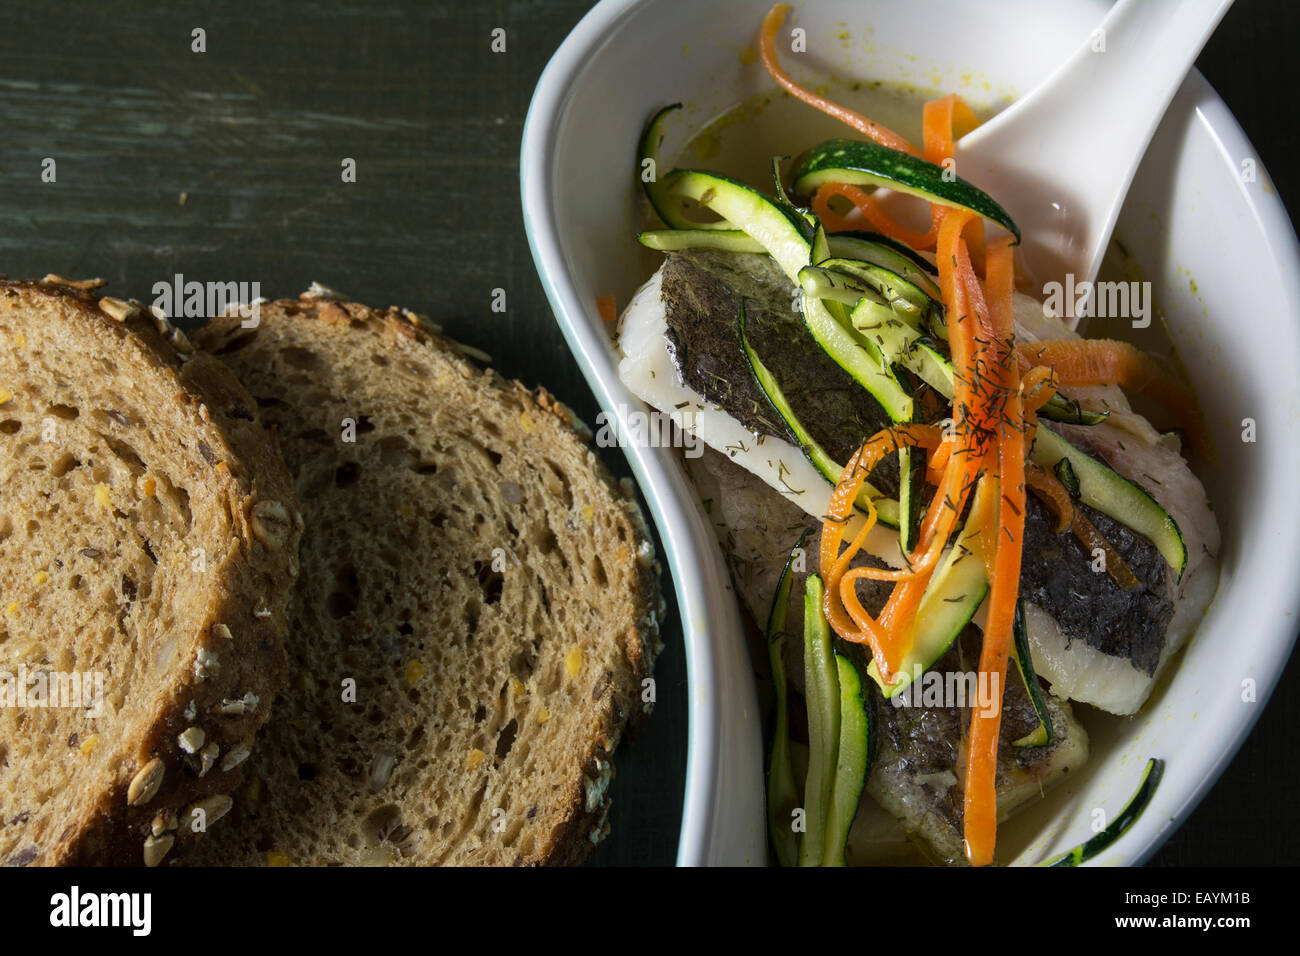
[1,0,1294,866]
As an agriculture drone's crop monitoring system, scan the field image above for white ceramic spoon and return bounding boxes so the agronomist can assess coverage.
[952,0,1234,313]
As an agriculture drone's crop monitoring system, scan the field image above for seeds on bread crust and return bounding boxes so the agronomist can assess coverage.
[250,499,292,550]
[0,279,300,866]
[185,794,234,832]
[221,744,252,772]
[143,834,175,868]
[127,759,166,807]
[97,295,139,322]
[178,727,206,754]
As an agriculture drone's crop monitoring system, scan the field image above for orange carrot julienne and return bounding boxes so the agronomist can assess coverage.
[759,4,920,156]
[811,182,942,249]
[595,295,618,324]
[1016,338,1181,397]
[1070,506,1142,591]
[1015,338,1212,460]
[819,424,943,679]
[963,234,1024,868]
[922,92,983,276]
[1020,365,1059,413]
[873,448,978,660]
[922,93,979,165]
[1024,463,1139,588]
[1025,463,1074,534]
[924,435,957,486]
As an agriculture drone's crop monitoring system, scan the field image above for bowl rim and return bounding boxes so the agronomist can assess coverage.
[1121,66,1300,862]
[521,0,1300,867]
[522,0,756,867]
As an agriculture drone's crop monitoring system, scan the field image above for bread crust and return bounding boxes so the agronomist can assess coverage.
[187,292,664,866]
[0,280,301,866]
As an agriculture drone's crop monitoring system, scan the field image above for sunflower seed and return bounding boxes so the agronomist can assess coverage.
[194,647,220,681]
[220,743,251,772]
[250,500,291,550]
[185,794,233,832]
[218,692,260,716]
[126,758,164,806]
[143,833,175,867]
[41,274,106,290]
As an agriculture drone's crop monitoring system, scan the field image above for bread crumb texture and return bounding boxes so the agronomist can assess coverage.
[0,280,299,866]
[186,295,664,866]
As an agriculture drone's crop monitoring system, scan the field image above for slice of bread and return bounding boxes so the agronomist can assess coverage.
[0,279,301,866]
[186,292,664,866]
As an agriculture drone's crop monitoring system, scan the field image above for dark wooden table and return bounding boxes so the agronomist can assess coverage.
[2,0,1294,866]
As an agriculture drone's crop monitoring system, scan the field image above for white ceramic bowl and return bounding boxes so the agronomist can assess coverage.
[522,0,1300,865]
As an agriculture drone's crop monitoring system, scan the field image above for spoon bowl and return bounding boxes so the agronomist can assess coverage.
[954,0,1235,301]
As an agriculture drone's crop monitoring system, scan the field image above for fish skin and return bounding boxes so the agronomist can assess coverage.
[1019,495,1173,676]
[661,249,901,492]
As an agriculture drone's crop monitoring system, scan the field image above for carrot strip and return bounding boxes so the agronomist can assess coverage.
[1025,463,1074,534]
[938,210,978,375]
[1016,338,1183,397]
[820,425,943,678]
[922,93,979,164]
[924,434,957,485]
[963,235,1023,868]
[921,92,984,268]
[1020,365,1059,413]
[595,295,618,324]
[1027,460,1141,589]
[811,183,941,249]
[1015,338,1212,460]
[1070,506,1142,591]
[759,4,919,156]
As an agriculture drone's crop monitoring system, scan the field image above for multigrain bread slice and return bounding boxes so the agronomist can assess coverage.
[0,279,301,866]
[186,291,664,866]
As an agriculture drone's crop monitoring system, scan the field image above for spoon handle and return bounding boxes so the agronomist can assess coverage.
[957,0,1234,288]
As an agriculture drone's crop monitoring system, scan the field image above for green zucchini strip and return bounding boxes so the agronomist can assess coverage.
[1031,425,1187,577]
[1038,758,1165,867]
[792,138,1020,242]
[1010,600,1055,748]
[664,168,915,422]
[637,229,765,254]
[816,257,936,321]
[825,230,941,300]
[637,104,732,231]
[766,530,809,867]
[821,654,871,866]
[798,574,840,867]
